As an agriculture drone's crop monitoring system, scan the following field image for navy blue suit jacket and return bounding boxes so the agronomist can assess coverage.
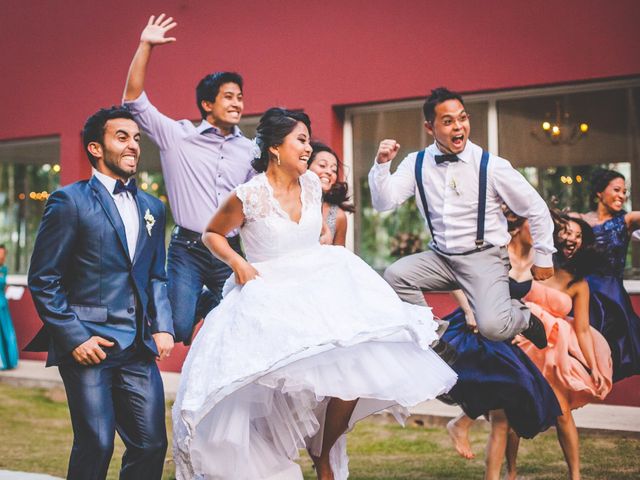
[26,175,174,366]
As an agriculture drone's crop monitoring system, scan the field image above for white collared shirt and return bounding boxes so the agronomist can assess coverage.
[93,170,140,261]
[368,140,555,267]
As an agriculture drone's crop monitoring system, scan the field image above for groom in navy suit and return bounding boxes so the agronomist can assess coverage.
[27,106,174,479]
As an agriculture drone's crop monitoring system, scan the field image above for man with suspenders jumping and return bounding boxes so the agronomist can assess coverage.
[369,87,554,349]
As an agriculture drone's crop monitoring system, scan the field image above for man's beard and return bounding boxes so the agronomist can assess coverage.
[105,156,136,179]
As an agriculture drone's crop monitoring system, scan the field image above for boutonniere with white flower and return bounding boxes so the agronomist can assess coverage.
[144,209,156,236]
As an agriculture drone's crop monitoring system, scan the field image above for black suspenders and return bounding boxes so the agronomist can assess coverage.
[415,150,437,246]
[414,149,490,253]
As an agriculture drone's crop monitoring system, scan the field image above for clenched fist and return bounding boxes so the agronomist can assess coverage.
[531,265,554,281]
[375,139,401,164]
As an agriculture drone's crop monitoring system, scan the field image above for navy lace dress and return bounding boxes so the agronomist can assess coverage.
[440,278,561,438]
[588,212,640,381]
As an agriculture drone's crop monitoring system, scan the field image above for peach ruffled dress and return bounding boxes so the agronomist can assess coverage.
[518,281,613,412]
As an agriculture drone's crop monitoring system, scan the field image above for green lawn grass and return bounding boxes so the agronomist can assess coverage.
[1,383,638,479]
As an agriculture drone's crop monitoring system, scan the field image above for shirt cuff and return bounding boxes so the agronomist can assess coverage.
[122,91,150,113]
[533,251,554,268]
[371,159,392,174]
[154,330,175,338]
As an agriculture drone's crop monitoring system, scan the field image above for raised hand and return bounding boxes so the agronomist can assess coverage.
[72,336,115,365]
[375,139,400,164]
[140,13,177,46]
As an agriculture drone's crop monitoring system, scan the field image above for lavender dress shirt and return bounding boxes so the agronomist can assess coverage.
[125,92,255,234]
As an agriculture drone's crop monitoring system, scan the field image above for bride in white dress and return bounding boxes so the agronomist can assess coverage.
[172,108,457,479]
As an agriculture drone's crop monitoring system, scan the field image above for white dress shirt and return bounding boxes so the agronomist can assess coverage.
[93,170,140,261]
[368,141,555,267]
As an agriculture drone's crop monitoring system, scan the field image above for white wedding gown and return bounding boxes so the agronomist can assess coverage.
[172,171,457,479]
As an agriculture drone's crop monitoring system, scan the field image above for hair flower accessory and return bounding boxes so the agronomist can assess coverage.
[250,137,262,159]
[144,209,155,236]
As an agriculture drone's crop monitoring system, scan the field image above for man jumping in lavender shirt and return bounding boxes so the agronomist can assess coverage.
[123,14,254,344]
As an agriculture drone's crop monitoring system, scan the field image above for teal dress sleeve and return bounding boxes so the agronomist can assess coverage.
[0,265,19,370]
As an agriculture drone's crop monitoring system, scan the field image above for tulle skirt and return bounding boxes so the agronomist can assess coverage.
[172,245,458,479]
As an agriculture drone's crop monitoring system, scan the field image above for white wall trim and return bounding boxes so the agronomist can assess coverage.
[487,99,499,155]
[342,114,355,252]
[7,274,27,286]
[624,280,640,294]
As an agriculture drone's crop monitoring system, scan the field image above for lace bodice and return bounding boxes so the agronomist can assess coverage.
[235,171,324,262]
[591,212,629,278]
[326,204,339,239]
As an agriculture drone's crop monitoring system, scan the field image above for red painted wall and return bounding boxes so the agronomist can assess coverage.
[2,0,640,174]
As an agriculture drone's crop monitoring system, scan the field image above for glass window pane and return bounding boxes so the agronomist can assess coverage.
[0,137,61,274]
[352,102,488,270]
[466,102,488,150]
[498,86,640,278]
[498,89,633,167]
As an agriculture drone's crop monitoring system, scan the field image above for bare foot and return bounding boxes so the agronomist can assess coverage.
[447,418,475,459]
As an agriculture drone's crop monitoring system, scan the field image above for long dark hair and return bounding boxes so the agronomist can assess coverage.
[589,168,625,210]
[553,212,603,284]
[252,108,311,173]
[307,141,355,213]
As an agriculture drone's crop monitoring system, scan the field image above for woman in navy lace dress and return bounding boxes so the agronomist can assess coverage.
[576,169,640,381]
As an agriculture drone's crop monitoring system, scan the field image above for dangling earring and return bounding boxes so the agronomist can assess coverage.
[276,152,281,166]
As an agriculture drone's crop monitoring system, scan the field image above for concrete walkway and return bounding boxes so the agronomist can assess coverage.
[0,472,61,480]
[3,359,640,433]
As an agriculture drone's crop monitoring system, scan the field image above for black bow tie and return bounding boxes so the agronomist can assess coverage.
[434,154,460,165]
[113,179,137,196]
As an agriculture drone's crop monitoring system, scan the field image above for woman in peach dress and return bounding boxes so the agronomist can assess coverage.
[512,214,613,480]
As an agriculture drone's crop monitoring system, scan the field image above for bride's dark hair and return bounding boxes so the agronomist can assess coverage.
[252,108,312,173]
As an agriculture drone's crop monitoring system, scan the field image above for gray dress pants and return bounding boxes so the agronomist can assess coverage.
[383,245,530,341]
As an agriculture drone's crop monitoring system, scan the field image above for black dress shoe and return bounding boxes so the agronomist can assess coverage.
[432,340,459,366]
[520,313,547,349]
